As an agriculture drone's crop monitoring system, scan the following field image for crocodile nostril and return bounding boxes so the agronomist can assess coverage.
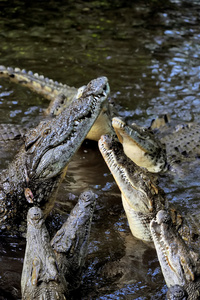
[34,213,40,217]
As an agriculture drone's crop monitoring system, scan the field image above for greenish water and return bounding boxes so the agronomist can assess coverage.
[0,0,200,299]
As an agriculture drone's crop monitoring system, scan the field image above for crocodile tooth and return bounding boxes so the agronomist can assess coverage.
[0,65,6,71]
[28,70,33,75]
[22,69,26,73]
[49,79,53,84]
[54,81,58,85]
[45,77,49,82]
[40,75,44,79]
[14,67,20,72]
[34,72,39,77]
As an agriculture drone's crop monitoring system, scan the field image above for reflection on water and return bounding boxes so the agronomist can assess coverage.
[0,0,200,298]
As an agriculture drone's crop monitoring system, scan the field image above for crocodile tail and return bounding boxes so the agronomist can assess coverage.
[0,65,75,102]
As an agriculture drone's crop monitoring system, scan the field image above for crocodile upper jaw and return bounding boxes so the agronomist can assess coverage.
[98,134,164,242]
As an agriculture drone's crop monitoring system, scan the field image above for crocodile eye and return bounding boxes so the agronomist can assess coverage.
[42,128,51,136]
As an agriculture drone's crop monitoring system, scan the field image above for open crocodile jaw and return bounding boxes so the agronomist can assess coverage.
[99,135,152,211]
[98,134,160,242]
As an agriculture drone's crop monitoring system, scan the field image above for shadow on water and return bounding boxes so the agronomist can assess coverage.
[0,0,200,298]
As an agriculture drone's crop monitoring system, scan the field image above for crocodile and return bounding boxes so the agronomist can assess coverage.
[98,134,166,242]
[150,210,200,300]
[22,190,96,299]
[99,134,200,246]
[112,116,200,173]
[0,76,109,234]
[150,114,200,164]
[0,65,112,141]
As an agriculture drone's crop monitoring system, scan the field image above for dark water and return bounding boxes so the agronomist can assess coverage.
[0,0,200,298]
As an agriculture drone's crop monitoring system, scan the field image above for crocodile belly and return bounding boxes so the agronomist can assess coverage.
[122,195,152,242]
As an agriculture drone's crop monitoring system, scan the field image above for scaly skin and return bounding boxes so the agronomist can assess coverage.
[112,117,167,173]
[0,124,27,141]
[0,76,109,234]
[22,190,96,299]
[21,206,68,300]
[0,65,78,103]
[99,135,200,245]
[150,114,200,165]
[112,116,200,173]
[98,134,166,242]
[51,190,96,291]
[0,65,112,140]
[150,210,200,300]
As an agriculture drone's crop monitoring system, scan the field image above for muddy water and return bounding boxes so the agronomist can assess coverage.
[0,0,200,299]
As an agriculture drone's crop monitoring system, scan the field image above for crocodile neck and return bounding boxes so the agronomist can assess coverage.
[0,76,109,234]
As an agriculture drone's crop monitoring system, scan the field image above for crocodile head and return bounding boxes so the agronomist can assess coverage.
[0,76,109,233]
[22,207,68,299]
[25,76,110,180]
[150,210,200,298]
[98,134,165,241]
[51,190,96,291]
[112,117,167,173]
